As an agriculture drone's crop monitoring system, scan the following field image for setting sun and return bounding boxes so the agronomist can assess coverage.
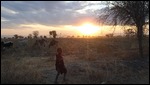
[77,23,100,35]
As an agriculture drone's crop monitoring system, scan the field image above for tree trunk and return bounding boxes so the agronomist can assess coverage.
[137,24,143,57]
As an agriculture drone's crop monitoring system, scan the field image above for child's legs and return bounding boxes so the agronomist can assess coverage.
[63,71,67,81]
[63,73,66,81]
[63,68,67,81]
[55,72,60,82]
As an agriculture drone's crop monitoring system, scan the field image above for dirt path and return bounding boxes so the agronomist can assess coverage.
[43,60,86,84]
[42,67,56,84]
[41,55,97,84]
[40,55,77,84]
[41,56,149,84]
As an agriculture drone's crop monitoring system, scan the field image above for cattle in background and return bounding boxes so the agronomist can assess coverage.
[1,41,13,49]
[33,38,48,47]
[15,39,28,48]
[49,39,58,48]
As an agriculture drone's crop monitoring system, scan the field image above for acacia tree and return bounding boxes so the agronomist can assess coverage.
[14,34,19,39]
[49,30,57,38]
[98,1,149,57]
[28,34,32,39]
[33,31,39,38]
[44,36,47,39]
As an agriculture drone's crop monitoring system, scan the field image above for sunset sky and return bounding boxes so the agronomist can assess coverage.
[1,1,125,38]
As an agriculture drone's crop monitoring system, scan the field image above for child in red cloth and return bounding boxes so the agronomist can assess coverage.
[54,48,67,83]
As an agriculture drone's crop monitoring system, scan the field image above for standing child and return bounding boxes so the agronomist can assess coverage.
[54,48,67,83]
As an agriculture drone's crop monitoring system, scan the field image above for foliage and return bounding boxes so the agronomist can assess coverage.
[28,34,32,39]
[14,34,19,39]
[98,1,149,57]
[49,30,57,38]
[33,31,39,38]
[124,28,136,37]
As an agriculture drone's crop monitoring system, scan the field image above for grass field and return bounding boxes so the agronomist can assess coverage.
[1,36,149,84]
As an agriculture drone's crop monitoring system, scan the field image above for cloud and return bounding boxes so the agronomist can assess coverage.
[1,1,103,29]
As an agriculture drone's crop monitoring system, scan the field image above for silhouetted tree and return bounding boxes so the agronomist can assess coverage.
[71,35,74,38]
[67,36,70,38]
[49,30,57,38]
[98,1,149,57]
[28,34,32,39]
[40,35,43,39]
[33,31,39,38]
[106,33,113,38]
[18,36,24,39]
[14,34,18,39]
[44,36,47,39]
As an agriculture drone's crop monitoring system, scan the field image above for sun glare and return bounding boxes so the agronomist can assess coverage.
[77,23,100,35]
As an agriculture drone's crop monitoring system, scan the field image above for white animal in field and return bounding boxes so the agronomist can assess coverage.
[17,39,28,47]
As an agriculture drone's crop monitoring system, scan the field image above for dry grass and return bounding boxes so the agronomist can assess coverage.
[1,57,54,84]
[1,36,149,84]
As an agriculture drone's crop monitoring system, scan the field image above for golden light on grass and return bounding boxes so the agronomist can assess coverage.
[77,23,100,35]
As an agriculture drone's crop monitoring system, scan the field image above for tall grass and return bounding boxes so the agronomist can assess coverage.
[1,57,54,84]
[1,36,149,84]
